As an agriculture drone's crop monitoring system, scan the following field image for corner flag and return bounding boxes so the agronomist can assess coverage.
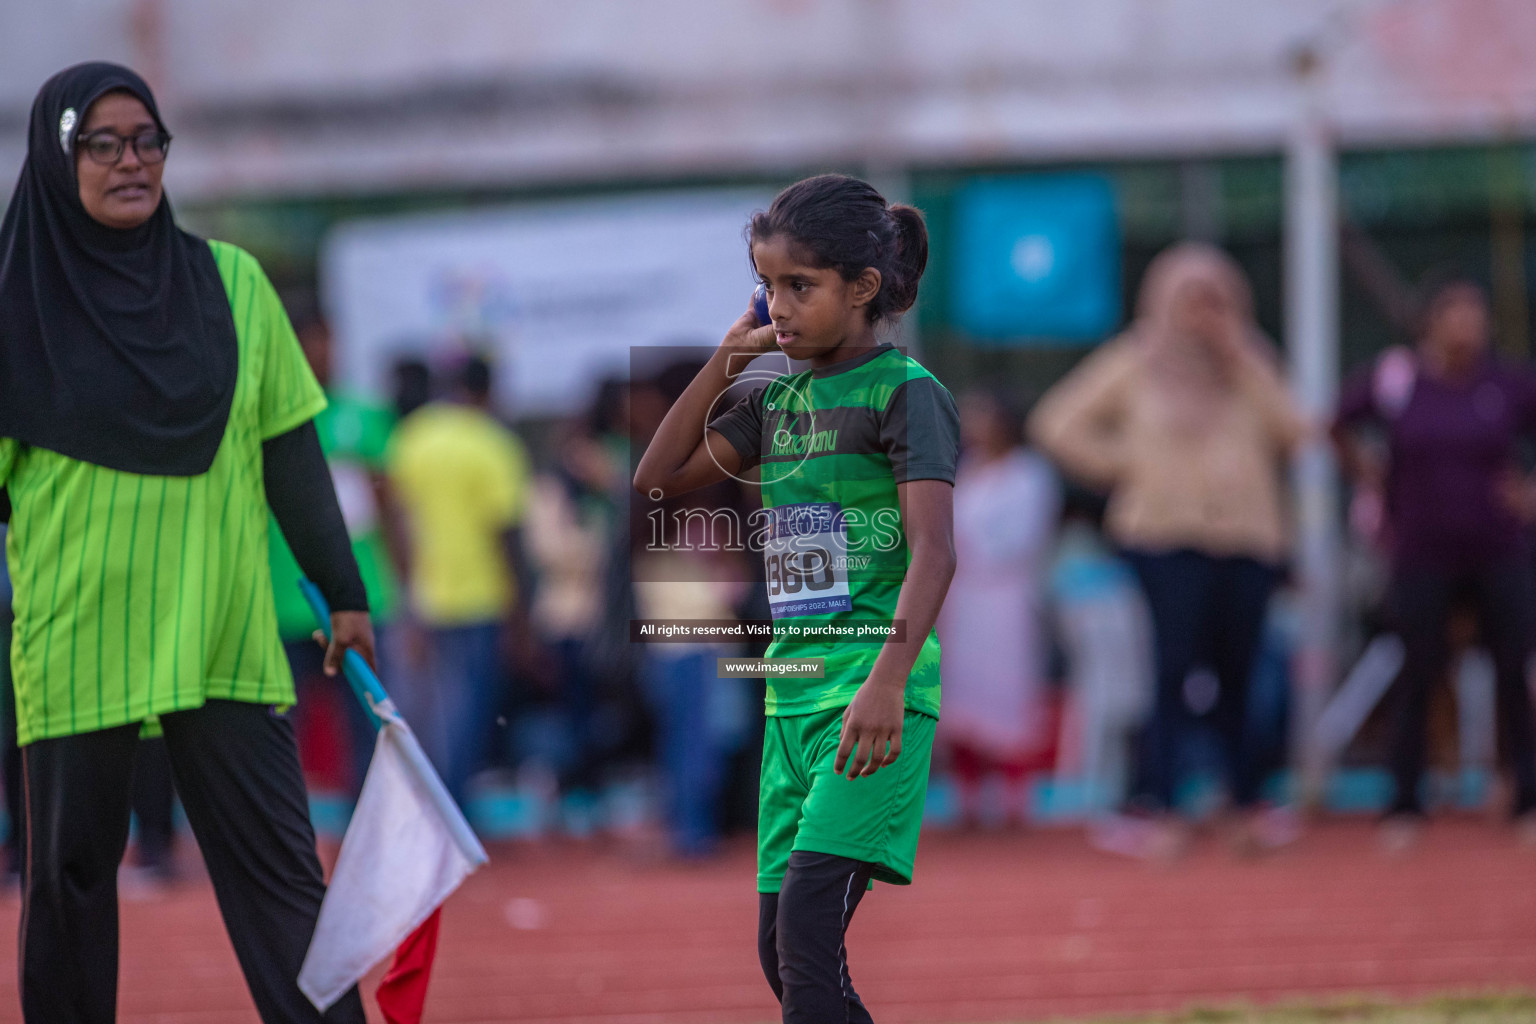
[295,581,489,1022]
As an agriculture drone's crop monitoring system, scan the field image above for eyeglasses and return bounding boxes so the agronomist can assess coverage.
[75,129,173,166]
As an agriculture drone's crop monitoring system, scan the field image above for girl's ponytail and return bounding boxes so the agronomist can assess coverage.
[883,203,929,317]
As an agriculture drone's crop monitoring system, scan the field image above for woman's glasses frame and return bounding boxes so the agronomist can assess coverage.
[75,129,173,166]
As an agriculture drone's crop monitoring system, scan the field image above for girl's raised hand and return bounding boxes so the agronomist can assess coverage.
[722,308,778,357]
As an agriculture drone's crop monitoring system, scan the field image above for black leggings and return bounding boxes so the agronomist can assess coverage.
[758,850,876,1024]
[1387,562,1536,816]
[20,700,366,1024]
[1125,549,1278,811]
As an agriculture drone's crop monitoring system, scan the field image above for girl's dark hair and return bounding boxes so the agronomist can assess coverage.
[749,174,929,323]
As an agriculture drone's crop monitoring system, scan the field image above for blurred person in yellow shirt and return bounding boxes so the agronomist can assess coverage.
[388,355,533,809]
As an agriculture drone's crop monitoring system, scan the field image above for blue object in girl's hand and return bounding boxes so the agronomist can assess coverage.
[752,283,771,327]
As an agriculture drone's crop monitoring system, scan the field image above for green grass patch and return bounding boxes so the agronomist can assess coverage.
[995,993,1536,1024]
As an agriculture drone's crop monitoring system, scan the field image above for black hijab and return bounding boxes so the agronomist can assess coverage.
[0,62,236,477]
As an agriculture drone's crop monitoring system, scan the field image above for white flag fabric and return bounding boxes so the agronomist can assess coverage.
[299,715,488,1011]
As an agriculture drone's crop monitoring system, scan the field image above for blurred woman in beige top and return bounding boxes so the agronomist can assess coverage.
[1031,242,1305,856]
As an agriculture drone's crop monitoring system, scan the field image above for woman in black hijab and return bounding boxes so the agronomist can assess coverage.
[0,63,370,1023]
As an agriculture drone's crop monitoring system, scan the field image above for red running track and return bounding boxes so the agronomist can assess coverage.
[0,817,1532,1023]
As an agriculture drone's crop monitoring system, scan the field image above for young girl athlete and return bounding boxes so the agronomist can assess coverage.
[635,174,958,1022]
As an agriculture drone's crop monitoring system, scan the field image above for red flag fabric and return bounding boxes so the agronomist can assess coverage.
[376,908,442,1024]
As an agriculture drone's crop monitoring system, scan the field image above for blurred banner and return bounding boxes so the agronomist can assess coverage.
[322,189,771,415]
[951,174,1120,344]
[8,2,1536,197]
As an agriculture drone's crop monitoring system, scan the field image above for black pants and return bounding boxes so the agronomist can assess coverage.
[20,699,366,1024]
[1387,562,1536,817]
[1125,549,1279,811]
[2,605,21,877]
[129,736,176,871]
[758,850,876,1024]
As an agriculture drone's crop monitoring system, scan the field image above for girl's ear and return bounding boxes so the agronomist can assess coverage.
[850,267,882,309]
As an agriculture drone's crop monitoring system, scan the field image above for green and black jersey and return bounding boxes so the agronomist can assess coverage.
[709,344,959,719]
[0,240,325,745]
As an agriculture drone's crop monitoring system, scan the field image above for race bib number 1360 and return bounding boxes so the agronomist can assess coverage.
[763,502,854,619]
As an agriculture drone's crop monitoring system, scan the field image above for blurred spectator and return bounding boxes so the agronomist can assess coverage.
[1332,275,1536,848]
[630,361,756,856]
[1048,488,1153,814]
[936,392,1060,827]
[1245,582,1299,801]
[580,378,662,785]
[584,376,634,486]
[1031,242,1305,858]
[633,543,750,858]
[268,317,405,797]
[391,356,432,420]
[388,355,534,809]
[524,418,618,812]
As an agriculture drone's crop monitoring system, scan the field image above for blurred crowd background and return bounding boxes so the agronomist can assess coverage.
[4,0,1536,869]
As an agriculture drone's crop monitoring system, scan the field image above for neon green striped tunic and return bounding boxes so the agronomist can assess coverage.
[0,240,325,745]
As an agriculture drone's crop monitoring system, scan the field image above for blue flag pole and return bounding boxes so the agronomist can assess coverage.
[299,579,489,866]
[299,579,389,731]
